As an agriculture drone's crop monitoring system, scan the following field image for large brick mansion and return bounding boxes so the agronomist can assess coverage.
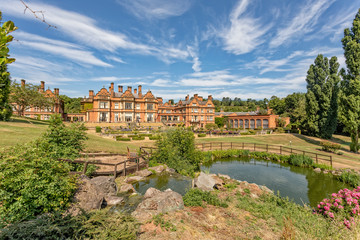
[77,83,215,127]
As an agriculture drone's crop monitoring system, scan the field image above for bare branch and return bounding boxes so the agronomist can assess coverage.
[20,0,57,29]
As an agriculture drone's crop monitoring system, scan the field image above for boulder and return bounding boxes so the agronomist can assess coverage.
[90,176,117,196]
[166,167,176,173]
[104,196,124,206]
[143,187,161,199]
[118,183,136,194]
[314,168,321,173]
[149,165,165,174]
[212,175,225,190]
[132,188,184,222]
[125,176,144,183]
[68,176,104,215]
[193,172,216,191]
[136,169,153,177]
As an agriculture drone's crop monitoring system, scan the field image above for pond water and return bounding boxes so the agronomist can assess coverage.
[201,157,349,207]
[131,157,349,207]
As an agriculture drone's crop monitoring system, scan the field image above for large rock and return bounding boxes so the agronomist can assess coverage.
[68,176,104,215]
[143,187,161,199]
[194,172,216,191]
[104,196,124,206]
[118,183,136,194]
[149,165,165,174]
[132,188,184,222]
[125,176,144,183]
[136,169,153,177]
[90,176,117,196]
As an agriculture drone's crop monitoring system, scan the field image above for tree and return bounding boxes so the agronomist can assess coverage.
[215,117,226,128]
[268,96,285,115]
[304,54,340,139]
[59,95,81,113]
[283,92,306,129]
[339,9,360,152]
[10,80,54,116]
[0,12,17,121]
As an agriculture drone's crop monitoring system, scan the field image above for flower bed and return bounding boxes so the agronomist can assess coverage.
[315,187,360,229]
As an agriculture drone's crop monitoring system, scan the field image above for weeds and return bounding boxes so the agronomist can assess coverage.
[183,189,228,208]
[152,214,177,232]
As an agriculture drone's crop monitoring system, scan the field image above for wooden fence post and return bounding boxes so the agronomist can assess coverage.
[221,142,223,150]
[242,142,244,149]
[210,142,212,150]
[123,160,127,176]
[231,142,233,149]
[316,154,318,164]
[202,143,204,151]
[254,143,256,151]
[330,156,332,167]
[280,146,282,155]
[266,144,268,152]
[114,164,117,178]
[83,162,89,175]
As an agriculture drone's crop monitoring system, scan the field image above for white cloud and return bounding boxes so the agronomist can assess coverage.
[1,0,190,64]
[270,0,334,48]
[105,56,127,64]
[220,0,271,55]
[187,44,201,72]
[117,0,191,19]
[13,31,111,67]
[150,78,171,87]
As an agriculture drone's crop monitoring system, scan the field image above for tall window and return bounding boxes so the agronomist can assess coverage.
[234,120,238,128]
[256,119,262,128]
[250,119,255,129]
[114,102,119,109]
[136,104,140,110]
[245,119,249,129]
[263,119,269,129]
[239,120,243,128]
[114,113,119,122]
[125,102,132,109]
[125,113,132,122]
[99,112,108,122]
[147,113,153,122]
[34,106,40,112]
[147,104,153,110]
[136,113,140,122]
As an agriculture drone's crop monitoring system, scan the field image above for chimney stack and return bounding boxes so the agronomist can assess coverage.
[138,85,142,93]
[194,94,198,99]
[208,95,213,101]
[89,90,94,98]
[21,79,25,87]
[118,85,123,93]
[185,95,189,101]
[54,88,59,96]
[127,86,132,92]
[40,81,45,91]
[157,97,163,104]
[110,82,114,92]
[168,100,172,104]
[134,88,137,94]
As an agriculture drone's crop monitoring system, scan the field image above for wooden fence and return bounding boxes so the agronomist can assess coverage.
[195,142,333,167]
[59,152,148,177]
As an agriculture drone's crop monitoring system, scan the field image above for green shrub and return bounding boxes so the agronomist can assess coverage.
[288,154,313,167]
[248,130,256,135]
[337,170,360,188]
[275,127,284,133]
[198,133,206,137]
[127,134,137,138]
[320,141,341,153]
[183,189,228,208]
[139,133,152,137]
[151,128,203,177]
[149,135,161,140]
[131,136,145,140]
[95,126,101,133]
[116,136,131,141]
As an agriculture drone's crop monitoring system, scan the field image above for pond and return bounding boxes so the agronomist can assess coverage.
[201,157,349,207]
[131,157,349,207]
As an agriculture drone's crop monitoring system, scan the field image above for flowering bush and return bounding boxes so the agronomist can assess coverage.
[315,187,360,229]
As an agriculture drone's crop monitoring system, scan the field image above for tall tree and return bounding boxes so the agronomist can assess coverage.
[304,54,340,139]
[10,80,54,116]
[284,92,306,129]
[0,12,17,121]
[339,9,360,152]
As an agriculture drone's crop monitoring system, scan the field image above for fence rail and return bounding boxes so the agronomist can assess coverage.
[195,142,333,166]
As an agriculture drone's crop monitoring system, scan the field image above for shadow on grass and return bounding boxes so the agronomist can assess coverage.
[331,136,350,147]
[292,134,320,146]
[9,117,49,126]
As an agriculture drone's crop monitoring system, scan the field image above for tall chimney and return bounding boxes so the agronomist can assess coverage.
[134,88,137,94]
[21,79,25,87]
[118,85,123,93]
[138,85,142,93]
[157,97,163,104]
[185,95,189,101]
[194,94,198,99]
[208,95,212,101]
[110,82,114,92]
[40,81,45,91]
[54,88,59,96]
[127,86,132,92]
[89,90,94,98]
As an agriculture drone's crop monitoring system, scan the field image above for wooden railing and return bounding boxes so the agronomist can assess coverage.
[195,142,333,167]
[59,152,148,177]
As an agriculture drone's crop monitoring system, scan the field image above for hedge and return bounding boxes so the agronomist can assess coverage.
[198,133,206,137]
[116,136,131,141]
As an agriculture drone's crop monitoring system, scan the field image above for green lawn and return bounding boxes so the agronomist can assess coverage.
[1,118,359,169]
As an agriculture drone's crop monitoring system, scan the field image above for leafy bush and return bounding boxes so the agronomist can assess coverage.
[275,127,285,133]
[139,133,152,137]
[288,154,313,167]
[95,126,101,133]
[127,134,138,138]
[320,141,341,153]
[198,133,206,137]
[149,135,161,140]
[0,115,88,226]
[205,123,217,130]
[116,136,131,141]
[183,189,228,208]
[152,128,203,177]
[337,170,360,188]
[131,136,145,140]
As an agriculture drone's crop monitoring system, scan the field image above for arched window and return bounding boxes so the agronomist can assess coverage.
[245,119,249,129]
[263,119,269,129]
[234,119,238,128]
[256,119,262,129]
[230,119,234,128]
[239,119,243,128]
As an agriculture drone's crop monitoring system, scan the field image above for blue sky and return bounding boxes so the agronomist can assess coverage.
[1,0,359,100]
